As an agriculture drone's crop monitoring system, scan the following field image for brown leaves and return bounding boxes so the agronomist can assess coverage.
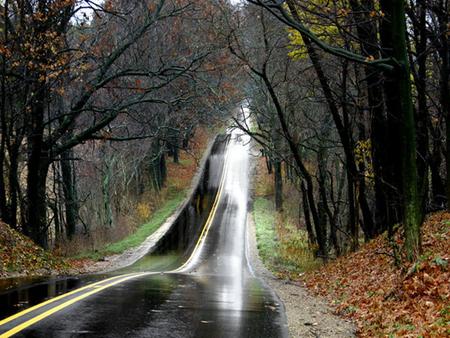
[301,212,450,337]
[0,221,71,278]
[147,2,157,12]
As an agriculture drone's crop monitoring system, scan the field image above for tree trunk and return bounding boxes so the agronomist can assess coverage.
[410,0,429,216]
[160,151,167,186]
[380,0,421,260]
[341,71,358,250]
[25,88,50,248]
[300,181,315,245]
[317,200,328,260]
[173,145,179,164]
[430,138,446,209]
[149,140,167,191]
[102,156,114,228]
[378,0,406,236]
[26,159,50,248]
[349,0,393,237]
[274,160,283,211]
[0,0,8,223]
[8,144,20,229]
[61,149,79,239]
[438,3,450,210]
[317,149,337,255]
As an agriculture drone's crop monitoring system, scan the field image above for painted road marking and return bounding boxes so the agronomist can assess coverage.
[0,273,131,327]
[0,142,230,337]
[171,148,229,273]
[0,272,153,337]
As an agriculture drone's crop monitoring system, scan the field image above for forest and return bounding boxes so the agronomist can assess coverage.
[0,0,242,251]
[0,0,448,336]
[232,0,449,263]
[0,0,448,261]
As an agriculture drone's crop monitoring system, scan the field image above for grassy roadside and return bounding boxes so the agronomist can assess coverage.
[71,193,185,261]
[67,131,214,266]
[253,196,321,278]
[252,155,320,278]
[253,198,278,267]
[0,128,214,278]
[252,154,449,337]
[302,213,449,337]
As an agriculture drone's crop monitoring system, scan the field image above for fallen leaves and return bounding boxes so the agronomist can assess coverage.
[301,212,450,337]
[0,221,71,278]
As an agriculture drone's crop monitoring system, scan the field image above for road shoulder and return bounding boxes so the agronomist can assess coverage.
[79,135,220,274]
[246,211,356,338]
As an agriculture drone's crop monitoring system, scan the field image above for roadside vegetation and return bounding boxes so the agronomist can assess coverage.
[253,157,320,278]
[253,155,449,337]
[70,193,184,261]
[0,221,70,278]
[0,128,211,277]
[63,127,211,257]
[303,213,449,337]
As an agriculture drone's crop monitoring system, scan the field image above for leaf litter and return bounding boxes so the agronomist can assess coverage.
[300,212,449,337]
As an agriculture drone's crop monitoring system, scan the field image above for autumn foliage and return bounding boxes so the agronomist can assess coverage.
[0,221,70,278]
[302,212,450,337]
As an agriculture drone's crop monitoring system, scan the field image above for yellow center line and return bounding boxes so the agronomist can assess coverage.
[0,272,151,338]
[0,142,230,336]
[171,148,229,273]
[0,273,135,327]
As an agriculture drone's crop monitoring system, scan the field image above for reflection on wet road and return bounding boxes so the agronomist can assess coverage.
[0,111,288,337]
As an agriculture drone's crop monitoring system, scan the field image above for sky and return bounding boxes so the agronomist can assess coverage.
[76,0,245,19]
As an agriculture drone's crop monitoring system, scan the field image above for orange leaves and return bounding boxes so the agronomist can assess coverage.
[51,0,76,11]
[301,211,450,337]
[0,221,71,278]
[135,79,146,94]
[103,0,115,12]
[0,45,11,58]
[336,8,350,17]
[147,2,157,12]
[369,10,385,18]
[4,2,79,87]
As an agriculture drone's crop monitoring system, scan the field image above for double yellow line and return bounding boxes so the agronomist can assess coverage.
[0,144,230,337]
[171,150,229,273]
[0,272,151,337]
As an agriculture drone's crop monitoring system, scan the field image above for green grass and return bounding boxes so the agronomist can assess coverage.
[75,192,185,260]
[253,197,320,277]
[105,193,184,253]
[253,197,279,267]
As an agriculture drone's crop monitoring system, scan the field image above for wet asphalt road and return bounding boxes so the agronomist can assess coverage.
[0,121,288,337]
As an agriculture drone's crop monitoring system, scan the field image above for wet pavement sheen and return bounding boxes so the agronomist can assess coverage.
[0,115,288,337]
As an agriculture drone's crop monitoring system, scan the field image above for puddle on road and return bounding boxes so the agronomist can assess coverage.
[0,136,229,322]
[115,252,182,274]
[0,251,183,321]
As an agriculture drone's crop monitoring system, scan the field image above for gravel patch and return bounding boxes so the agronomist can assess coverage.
[246,212,356,338]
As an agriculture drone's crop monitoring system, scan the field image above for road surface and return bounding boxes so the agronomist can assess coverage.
[0,120,288,337]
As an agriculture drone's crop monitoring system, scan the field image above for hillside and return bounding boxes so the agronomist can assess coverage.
[0,221,71,278]
[0,128,214,278]
[302,212,449,337]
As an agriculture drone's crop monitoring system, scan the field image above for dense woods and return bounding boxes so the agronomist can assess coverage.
[0,0,449,266]
[228,0,449,262]
[0,0,241,250]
